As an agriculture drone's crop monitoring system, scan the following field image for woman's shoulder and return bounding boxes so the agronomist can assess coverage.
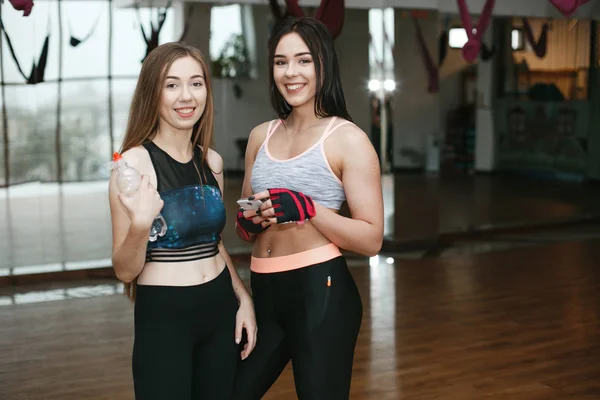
[330,118,369,144]
[324,118,376,163]
[249,119,278,143]
[121,144,149,158]
[120,145,152,169]
[197,146,223,172]
[245,118,282,154]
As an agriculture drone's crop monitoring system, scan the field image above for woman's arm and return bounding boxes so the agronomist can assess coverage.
[109,148,164,283]
[235,122,270,242]
[217,240,256,360]
[207,148,257,360]
[309,126,384,256]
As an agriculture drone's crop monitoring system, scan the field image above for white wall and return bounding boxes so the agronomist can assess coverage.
[392,12,441,169]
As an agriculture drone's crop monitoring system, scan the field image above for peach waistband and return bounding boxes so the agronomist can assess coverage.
[250,243,342,274]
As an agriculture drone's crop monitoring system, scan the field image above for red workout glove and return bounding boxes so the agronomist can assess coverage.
[268,188,316,224]
[236,209,269,240]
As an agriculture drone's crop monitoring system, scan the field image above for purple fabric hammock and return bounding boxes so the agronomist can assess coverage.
[549,0,591,17]
[271,0,346,39]
[412,16,439,93]
[457,0,496,63]
[522,18,549,58]
[7,0,34,17]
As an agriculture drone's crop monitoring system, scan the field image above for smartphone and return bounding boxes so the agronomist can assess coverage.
[237,198,263,211]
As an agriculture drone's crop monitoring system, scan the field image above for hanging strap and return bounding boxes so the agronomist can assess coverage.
[0,16,49,84]
[67,9,103,47]
[438,15,450,66]
[412,16,439,93]
[548,0,587,17]
[283,0,346,39]
[522,18,549,58]
[269,0,286,20]
[0,17,28,81]
[284,0,304,18]
[8,0,34,17]
[30,34,49,84]
[457,0,496,62]
[480,42,496,61]
[135,0,172,61]
[315,0,345,39]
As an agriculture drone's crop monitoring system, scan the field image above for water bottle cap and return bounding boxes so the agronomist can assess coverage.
[112,152,122,161]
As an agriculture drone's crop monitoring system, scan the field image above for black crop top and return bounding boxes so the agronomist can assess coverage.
[143,141,225,263]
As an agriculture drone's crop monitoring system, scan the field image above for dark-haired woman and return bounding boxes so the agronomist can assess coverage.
[232,17,384,400]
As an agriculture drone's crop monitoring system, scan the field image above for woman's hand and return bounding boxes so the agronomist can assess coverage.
[117,174,164,229]
[236,208,270,240]
[241,196,275,228]
[244,188,316,227]
[235,297,257,360]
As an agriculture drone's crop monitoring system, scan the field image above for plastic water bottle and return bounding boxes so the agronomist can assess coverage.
[111,152,167,242]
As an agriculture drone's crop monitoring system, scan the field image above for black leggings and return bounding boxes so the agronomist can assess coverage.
[132,267,239,400]
[232,256,363,400]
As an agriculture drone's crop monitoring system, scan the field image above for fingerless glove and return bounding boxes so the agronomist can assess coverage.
[268,188,316,224]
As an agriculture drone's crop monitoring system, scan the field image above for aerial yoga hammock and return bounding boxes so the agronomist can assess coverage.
[66,9,102,47]
[268,0,346,39]
[135,0,172,62]
[480,42,496,61]
[411,16,439,93]
[549,0,591,17]
[0,15,49,84]
[5,0,33,16]
[522,18,549,58]
[135,0,195,62]
[438,16,449,67]
[456,0,496,63]
[412,1,497,94]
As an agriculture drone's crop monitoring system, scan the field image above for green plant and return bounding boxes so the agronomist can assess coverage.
[212,33,251,79]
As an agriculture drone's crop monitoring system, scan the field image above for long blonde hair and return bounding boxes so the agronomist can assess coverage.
[118,42,215,301]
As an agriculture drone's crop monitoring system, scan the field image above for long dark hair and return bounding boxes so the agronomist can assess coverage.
[268,17,352,122]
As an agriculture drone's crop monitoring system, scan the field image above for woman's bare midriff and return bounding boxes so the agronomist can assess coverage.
[252,210,340,258]
[137,253,226,286]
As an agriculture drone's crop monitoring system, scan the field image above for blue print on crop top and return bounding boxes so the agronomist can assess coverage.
[147,184,226,250]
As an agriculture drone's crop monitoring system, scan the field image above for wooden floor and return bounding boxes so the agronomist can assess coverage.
[1,238,600,399]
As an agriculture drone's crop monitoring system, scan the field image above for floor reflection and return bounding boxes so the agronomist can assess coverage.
[368,259,398,395]
[3,173,600,279]
[0,282,123,306]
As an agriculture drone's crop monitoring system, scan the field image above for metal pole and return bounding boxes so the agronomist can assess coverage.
[379,8,389,173]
